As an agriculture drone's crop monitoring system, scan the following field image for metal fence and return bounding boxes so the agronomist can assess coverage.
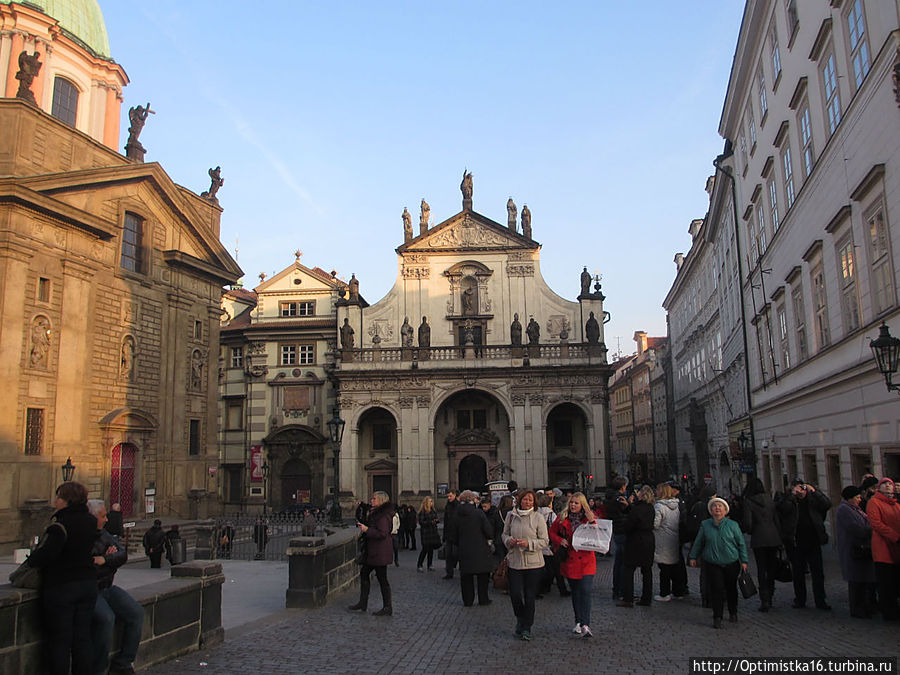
[211,511,330,561]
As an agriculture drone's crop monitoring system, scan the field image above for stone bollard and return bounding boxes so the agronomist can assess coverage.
[193,520,216,560]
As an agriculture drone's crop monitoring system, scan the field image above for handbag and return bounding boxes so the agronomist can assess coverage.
[738,568,758,599]
[9,521,67,589]
[773,548,793,583]
[354,533,367,565]
[571,519,612,554]
[851,543,872,561]
[492,556,509,591]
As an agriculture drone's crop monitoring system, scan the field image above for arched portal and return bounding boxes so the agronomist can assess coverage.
[356,407,398,502]
[546,402,589,490]
[458,454,487,492]
[281,457,312,505]
[262,425,327,509]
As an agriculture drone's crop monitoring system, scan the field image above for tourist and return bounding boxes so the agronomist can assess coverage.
[549,491,597,637]
[836,485,876,618]
[604,476,631,600]
[653,483,685,602]
[26,482,97,675]
[618,485,655,608]
[689,497,749,629]
[501,489,548,641]
[480,497,506,562]
[536,491,568,597]
[741,477,782,612]
[446,490,495,606]
[88,499,144,675]
[777,479,832,610]
[442,490,460,579]
[142,520,166,568]
[348,491,395,616]
[866,478,900,621]
[391,507,401,566]
[417,496,441,572]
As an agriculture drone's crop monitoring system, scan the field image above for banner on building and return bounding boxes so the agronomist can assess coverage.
[250,446,263,483]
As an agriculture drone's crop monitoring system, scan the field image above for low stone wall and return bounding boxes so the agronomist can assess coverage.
[285,527,359,608]
[0,561,223,674]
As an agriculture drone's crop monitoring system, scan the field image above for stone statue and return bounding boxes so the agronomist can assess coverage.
[526,317,540,345]
[15,51,41,104]
[460,169,473,208]
[400,316,414,347]
[120,336,136,381]
[507,198,517,231]
[127,103,154,145]
[418,316,431,348]
[348,274,359,302]
[585,311,601,344]
[461,285,475,315]
[580,267,592,297]
[402,207,412,242]
[29,316,50,367]
[340,317,355,349]
[420,199,430,234]
[190,350,203,390]
[201,166,224,202]
[521,205,532,239]
[510,312,522,346]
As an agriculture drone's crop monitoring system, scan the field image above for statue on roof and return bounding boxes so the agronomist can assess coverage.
[420,199,430,235]
[585,311,601,345]
[402,207,412,243]
[418,316,431,348]
[510,313,522,346]
[521,205,532,239]
[507,198,517,231]
[15,51,42,105]
[348,274,360,303]
[125,103,155,161]
[580,266,592,297]
[526,317,540,345]
[201,166,224,203]
[340,318,355,350]
[460,169,473,209]
[400,317,414,347]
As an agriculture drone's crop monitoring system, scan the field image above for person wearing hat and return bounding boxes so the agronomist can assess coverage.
[836,485,876,618]
[776,479,832,610]
[689,497,748,629]
[866,478,900,621]
[142,519,166,568]
[859,475,879,512]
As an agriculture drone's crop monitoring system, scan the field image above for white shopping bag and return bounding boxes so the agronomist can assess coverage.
[571,519,612,554]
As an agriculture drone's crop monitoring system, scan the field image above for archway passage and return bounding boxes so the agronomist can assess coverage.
[110,443,137,517]
[281,458,312,505]
[458,454,487,492]
[546,402,589,490]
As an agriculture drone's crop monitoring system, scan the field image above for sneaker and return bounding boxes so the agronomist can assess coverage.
[521,630,532,641]
[572,623,582,634]
[427,566,434,571]
[417,567,424,573]
[654,594,672,602]
[514,622,523,637]
[580,625,593,638]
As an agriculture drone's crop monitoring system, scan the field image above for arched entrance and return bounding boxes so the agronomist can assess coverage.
[458,454,487,492]
[281,458,312,505]
[110,443,137,517]
[546,402,589,489]
[356,407,398,502]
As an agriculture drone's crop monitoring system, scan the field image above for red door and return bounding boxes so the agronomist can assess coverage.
[110,443,137,517]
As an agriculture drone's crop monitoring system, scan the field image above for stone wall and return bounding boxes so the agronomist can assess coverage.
[286,528,358,608]
[0,561,223,674]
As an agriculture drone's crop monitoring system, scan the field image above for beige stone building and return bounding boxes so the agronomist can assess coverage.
[333,185,612,508]
[0,1,241,550]
[218,256,345,510]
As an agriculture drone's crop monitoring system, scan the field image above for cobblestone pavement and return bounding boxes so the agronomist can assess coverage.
[147,548,897,674]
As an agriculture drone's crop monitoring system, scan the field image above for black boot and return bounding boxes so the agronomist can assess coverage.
[373,583,392,616]
[347,602,366,611]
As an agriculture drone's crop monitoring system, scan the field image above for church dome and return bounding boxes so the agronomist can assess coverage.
[1,0,111,58]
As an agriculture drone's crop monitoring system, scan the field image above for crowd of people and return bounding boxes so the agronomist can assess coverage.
[346,472,900,640]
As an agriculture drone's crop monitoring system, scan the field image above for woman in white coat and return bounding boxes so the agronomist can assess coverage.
[654,483,687,600]
[501,489,549,641]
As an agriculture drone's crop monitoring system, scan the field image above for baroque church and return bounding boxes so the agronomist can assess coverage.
[333,175,613,511]
[0,0,240,550]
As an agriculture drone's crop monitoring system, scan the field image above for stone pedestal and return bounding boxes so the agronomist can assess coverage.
[125,140,146,162]
[286,530,357,608]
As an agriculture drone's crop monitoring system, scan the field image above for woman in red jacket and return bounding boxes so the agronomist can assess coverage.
[866,478,900,621]
[549,492,597,637]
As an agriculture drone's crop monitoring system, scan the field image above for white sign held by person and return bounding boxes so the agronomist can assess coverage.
[571,519,612,554]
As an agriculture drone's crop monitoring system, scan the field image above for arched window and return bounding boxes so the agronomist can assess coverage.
[51,77,79,127]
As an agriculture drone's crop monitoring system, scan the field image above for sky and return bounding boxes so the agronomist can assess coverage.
[99,1,745,359]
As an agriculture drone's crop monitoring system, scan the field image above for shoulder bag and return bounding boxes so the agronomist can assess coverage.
[492,556,509,591]
[9,522,67,589]
[738,568,758,599]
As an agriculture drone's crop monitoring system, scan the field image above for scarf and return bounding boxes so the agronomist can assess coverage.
[514,508,533,517]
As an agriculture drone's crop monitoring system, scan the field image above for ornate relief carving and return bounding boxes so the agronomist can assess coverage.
[506,262,535,277]
[119,335,136,382]
[29,315,51,369]
[546,315,570,339]
[416,394,431,408]
[121,300,140,325]
[402,264,430,279]
[426,221,512,249]
[590,388,607,403]
[247,341,267,355]
[528,393,545,405]
[399,397,414,409]
[368,320,393,344]
[511,393,526,406]
[400,377,427,388]
[247,364,268,378]
[189,348,204,391]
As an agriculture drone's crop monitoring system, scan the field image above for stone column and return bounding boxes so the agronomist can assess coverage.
[0,243,32,449]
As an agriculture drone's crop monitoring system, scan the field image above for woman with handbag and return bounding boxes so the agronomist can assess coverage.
[689,497,749,629]
[836,485,876,618]
[501,489,548,641]
[417,496,441,572]
[741,477,782,612]
[549,491,597,637]
[348,491,395,616]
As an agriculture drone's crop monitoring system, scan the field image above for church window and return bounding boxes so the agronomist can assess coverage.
[25,408,44,455]
[51,77,78,127]
[120,213,144,273]
[372,423,391,451]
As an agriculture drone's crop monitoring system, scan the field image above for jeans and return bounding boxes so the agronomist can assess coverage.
[41,579,98,675]
[93,585,145,673]
[612,533,626,597]
[508,567,542,631]
[788,541,826,606]
[706,560,740,619]
[567,574,594,627]
[460,572,491,605]
[417,544,437,568]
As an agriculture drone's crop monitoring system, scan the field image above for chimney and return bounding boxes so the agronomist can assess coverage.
[634,331,648,355]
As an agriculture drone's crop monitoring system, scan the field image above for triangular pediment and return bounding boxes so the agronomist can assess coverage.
[255,261,344,294]
[398,210,539,253]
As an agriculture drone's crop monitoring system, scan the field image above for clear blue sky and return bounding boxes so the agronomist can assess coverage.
[100,1,744,357]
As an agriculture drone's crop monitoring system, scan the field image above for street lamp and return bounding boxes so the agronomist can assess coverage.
[326,407,346,524]
[60,457,75,482]
[737,431,757,478]
[870,322,900,394]
[261,460,270,517]
[255,460,270,560]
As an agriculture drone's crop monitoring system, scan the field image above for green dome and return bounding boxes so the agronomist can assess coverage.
[1,0,111,58]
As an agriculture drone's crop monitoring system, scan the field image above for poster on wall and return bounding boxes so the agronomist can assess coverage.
[436,483,449,497]
[250,446,263,482]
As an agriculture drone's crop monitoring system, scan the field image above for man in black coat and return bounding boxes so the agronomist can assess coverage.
[442,491,460,579]
[777,479,832,610]
[142,520,166,568]
[447,491,496,606]
[604,476,631,600]
[104,502,124,538]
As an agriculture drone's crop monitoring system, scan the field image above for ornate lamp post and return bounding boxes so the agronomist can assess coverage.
[737,431,757,478]
[261,460,270,517]
[326,407,346,524]
[254,460,270,560]
[60,457,76,482]
[870,322,900,394]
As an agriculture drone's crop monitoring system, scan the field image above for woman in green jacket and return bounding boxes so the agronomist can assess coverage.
[689,497,749,629]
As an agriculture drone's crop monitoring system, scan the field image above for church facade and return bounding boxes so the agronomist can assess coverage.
[333,180,613,510]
